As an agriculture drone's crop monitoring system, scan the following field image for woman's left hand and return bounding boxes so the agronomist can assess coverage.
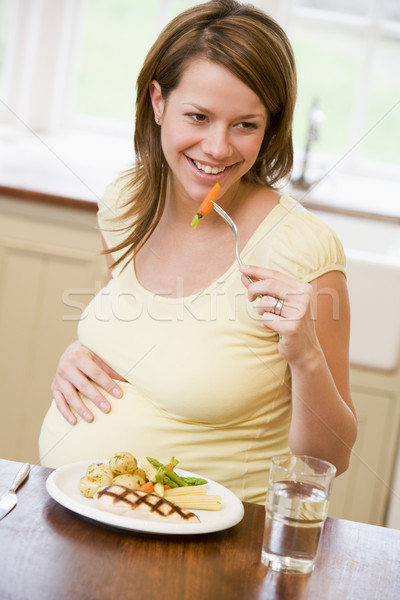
[239,264,321,366]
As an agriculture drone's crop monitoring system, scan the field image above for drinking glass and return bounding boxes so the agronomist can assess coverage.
[261,454,336,574]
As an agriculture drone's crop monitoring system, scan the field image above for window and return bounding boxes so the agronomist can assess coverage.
[0,0,398,197]
[72,0,195,126]
[72,0,162,125]
[282,0,400,178]
[0,0,14,95]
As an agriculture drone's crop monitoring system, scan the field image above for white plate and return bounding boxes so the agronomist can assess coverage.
[46,460,244,535]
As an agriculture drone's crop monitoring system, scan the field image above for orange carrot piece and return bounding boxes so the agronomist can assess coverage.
[190,183,220,229]
[139,481,154,493]
[197,182,220,217]
[164,464,174,471]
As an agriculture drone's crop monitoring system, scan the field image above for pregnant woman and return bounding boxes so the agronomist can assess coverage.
[39,0,357,504]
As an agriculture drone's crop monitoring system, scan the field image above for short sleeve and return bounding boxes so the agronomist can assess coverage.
[300,222,347,282]
[254,196,347,282]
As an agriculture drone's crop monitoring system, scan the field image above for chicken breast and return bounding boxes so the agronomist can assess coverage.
[94,485,200,524]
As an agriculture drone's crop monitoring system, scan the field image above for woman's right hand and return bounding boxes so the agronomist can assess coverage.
[51,341,125,425]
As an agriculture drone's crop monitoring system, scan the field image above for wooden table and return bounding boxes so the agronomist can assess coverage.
[1,459,399,600]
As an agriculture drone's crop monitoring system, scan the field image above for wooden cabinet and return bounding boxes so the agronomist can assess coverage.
[0,194,107,464]
[328,367,400,526]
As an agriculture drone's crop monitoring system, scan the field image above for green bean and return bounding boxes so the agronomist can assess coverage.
[182,477,208,486]
[153,469,179,488]
[161,467,189,487]
[147,457,189,487]
[146,457,163,469]
[169,456,179,468]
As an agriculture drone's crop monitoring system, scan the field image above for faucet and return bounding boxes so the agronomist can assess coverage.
[292,99,325,190]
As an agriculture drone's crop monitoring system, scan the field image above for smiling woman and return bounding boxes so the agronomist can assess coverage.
[39,0,357,503]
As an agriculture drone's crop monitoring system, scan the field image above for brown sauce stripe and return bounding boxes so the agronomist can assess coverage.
[97,486,196,520]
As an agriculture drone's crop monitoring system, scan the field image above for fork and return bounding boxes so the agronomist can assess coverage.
[212,200,255,283]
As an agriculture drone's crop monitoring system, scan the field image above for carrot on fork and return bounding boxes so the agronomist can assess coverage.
[190,183,220,229]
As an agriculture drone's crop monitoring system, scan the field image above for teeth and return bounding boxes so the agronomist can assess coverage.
[193,160,226,175]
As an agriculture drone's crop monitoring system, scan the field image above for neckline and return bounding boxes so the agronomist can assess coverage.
[128,195,293,303]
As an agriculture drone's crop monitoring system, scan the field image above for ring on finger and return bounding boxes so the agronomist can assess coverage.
[271,298,284,316]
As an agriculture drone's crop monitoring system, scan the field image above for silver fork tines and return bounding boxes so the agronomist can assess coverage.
[212,201,254,283]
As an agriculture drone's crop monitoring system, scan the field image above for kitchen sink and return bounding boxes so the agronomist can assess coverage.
[311,210,400,371]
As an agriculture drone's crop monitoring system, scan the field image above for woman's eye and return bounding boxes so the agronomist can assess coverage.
[187,113,207,122]
[238,122,258,130]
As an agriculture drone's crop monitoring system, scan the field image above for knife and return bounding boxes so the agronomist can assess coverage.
[0,462,31,520]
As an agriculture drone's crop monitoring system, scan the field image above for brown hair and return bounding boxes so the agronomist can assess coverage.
[106,0,297,268]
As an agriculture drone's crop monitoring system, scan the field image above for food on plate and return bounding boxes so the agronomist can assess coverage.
[79,476,103,498]
[140,456,158,482]
[145,456,208,488]
[78,452,222,512]
[164,486,222,511]
[133,467,146,481]
[94,485,201,524]
[190,182,220,229]
[153,482,165,497]
[112,473,146,489]
[86,462,114,483]
[109,451,137,475]
[79,463,114,497]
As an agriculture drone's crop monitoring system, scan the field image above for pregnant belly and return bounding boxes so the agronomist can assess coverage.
[39,380,290,503]
[39,381,189,469]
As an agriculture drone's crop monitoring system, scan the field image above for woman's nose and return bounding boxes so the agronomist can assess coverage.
[202,126,233,160]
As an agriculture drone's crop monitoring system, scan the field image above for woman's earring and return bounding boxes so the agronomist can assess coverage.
[155,116,161,125]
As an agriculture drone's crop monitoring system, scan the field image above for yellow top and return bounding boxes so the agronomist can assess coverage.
[39,180,346,503]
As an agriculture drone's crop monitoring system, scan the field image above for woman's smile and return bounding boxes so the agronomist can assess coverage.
[190,158,227,175]
[185,155,233,182]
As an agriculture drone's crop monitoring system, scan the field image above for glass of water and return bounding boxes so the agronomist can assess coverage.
[261,454,336,574]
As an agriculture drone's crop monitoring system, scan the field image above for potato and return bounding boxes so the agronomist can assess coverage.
[109,452,137,475]
[133,468,146,480]
[79,476,102,498]
[86,463,113,485]
[112,473,146,490]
